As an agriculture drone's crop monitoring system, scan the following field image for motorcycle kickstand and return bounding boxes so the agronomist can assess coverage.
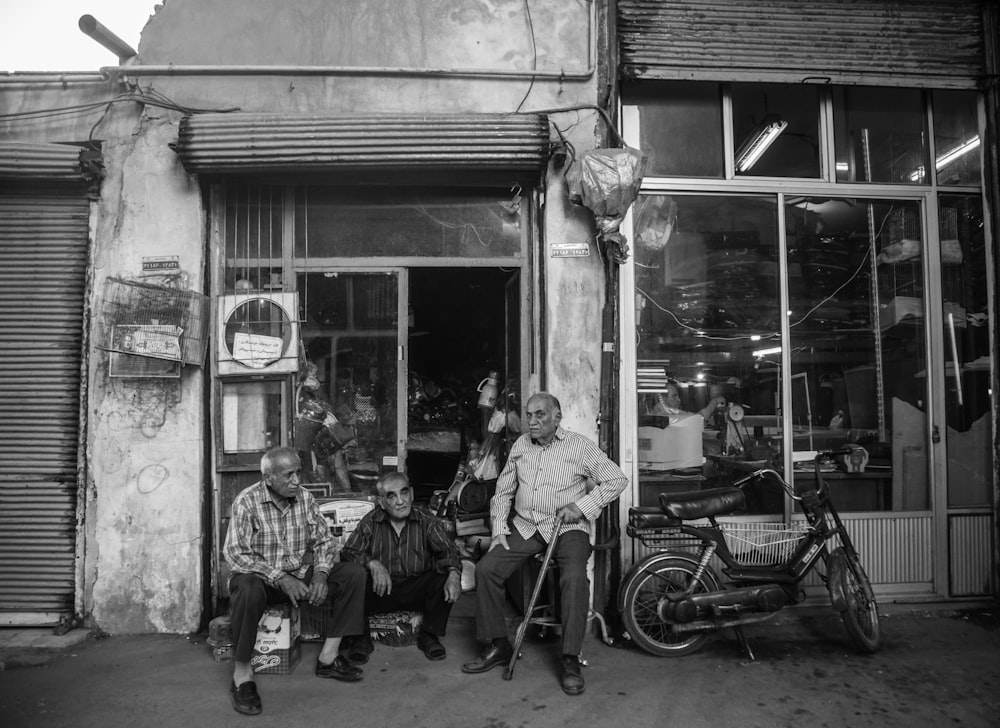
[734,627,755,661]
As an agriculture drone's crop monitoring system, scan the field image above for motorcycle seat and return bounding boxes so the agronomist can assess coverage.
[628,507,678,529]
[659,487,746,520]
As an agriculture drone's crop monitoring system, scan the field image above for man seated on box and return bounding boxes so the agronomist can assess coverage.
[223,447,368,716]
[339,471,462,662]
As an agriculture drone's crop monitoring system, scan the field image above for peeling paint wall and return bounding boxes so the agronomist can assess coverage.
[85,114,206,633]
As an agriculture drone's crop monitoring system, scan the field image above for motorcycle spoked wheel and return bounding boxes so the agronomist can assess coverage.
[829,547,882,653]
[621,554,721,657]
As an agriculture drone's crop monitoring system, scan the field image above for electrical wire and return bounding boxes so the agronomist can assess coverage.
[513,0,537,113]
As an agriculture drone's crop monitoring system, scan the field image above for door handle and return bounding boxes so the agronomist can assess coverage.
[932,424,941,444]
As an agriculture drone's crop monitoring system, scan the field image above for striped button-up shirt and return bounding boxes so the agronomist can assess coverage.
[223,481,335,585]
[492,426,628,542]
[340,506,461,578]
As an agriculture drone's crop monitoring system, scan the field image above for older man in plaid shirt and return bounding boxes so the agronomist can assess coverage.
[223,446,367,715]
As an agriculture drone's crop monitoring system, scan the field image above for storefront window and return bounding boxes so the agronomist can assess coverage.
[297,272,399,494]
[633,193,782,513]
[833,87,928,184]
[294,187,521,259]
[622,81,724,178]
[939,195,991,507]
[785,197,928,511]
[222,184,285,293]
[732,83,821,178]
[932,91,982,187]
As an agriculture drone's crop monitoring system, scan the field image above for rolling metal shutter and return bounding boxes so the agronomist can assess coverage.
[172,112,551,174]
[0,187,89,624]
[618,0,986,89]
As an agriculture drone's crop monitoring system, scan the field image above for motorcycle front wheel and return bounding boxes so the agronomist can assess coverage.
[829,547,882,653]
[621,553,721,657]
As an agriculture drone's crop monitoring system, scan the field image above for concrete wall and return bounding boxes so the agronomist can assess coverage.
[1,0,609,632]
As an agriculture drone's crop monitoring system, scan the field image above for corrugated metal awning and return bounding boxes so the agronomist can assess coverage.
[618,0,986,89]
[172,112,552,175]
[0,142,101,183]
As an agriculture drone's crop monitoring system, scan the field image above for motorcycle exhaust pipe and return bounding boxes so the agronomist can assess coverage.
[658,584,791,623]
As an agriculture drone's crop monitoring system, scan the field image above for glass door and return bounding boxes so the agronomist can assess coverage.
[298,271,402,496]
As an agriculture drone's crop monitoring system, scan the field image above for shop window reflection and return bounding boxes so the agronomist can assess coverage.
[938,195,992,506]
[633,194,783,514]
[785,197,927,511]
[833,87,928,184]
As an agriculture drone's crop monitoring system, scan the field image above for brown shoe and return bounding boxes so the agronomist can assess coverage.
[461,640,513,674]
[560,655,585,695]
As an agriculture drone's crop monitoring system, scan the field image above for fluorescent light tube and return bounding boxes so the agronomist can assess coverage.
[735,116,788,172]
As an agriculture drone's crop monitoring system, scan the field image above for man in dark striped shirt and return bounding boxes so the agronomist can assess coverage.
[461,392,628,696]
[340,471,463,662]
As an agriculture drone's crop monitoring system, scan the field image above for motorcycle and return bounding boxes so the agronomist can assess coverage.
[619,449,882,659]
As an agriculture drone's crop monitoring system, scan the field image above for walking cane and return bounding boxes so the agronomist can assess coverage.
[503,519,561,680]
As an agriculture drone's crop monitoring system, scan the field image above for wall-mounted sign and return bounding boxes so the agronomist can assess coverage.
[142,255,180,273]
[232,332,284,368]
[550,242,590,258]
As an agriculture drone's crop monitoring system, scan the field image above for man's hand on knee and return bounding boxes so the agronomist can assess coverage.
[276,573,309,606]
[489,534,509,552]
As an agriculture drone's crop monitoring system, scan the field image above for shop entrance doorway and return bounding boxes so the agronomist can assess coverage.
[298,266,521,504]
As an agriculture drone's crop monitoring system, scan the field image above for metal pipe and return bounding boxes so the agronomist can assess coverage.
[78,15,137,62]
[97,0,595,82]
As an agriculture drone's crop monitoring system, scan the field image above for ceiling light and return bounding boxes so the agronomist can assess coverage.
[752,346,782,358]
[909,136,981,182]
[735,115,788,173]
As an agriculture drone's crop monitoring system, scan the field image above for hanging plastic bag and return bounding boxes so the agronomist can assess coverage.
[567,146,648,235]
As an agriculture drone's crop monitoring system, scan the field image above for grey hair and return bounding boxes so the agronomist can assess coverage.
[261,446,300,476]
[376,471,409,496]
[527,391,561,415]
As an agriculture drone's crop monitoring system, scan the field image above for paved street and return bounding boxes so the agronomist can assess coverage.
[1,603,998,728]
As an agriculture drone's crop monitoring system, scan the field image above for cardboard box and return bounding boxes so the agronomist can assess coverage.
[251,604,301,675]
[638,413,704,471]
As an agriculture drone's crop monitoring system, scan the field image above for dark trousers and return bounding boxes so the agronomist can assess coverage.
[362,570,453,636]
[229,562,367,663]
[473,528,591,655]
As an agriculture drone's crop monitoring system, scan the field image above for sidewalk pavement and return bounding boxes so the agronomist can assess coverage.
[1,599,998,728]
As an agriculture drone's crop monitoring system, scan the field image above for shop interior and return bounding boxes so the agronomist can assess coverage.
[297,267,519,505]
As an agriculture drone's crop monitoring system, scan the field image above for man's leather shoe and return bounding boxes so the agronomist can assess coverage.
[561,655,585,695]
[230,680,262,715]
[316,654,363,681]
[461,641,513,673]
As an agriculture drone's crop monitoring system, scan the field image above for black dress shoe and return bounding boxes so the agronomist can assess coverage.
[461,641,513,674]
[230,680,262,715]
[561,655,585,695]
[316,654,364,681]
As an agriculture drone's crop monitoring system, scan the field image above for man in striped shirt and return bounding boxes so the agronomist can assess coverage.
[461,392,628,696]
[340,471,463,662]
[224,447,368,715]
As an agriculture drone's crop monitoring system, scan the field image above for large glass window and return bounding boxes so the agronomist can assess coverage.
[622,81,724,178]
[732,83,821,178]
[833,87,928,185]
[294,187,521,258]
[633,194,783,513]
[939,195,992,507]
[785,197,927,512]
[932,91,982,187]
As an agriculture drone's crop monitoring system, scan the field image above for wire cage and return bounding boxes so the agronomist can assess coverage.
[99,277,210,370]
